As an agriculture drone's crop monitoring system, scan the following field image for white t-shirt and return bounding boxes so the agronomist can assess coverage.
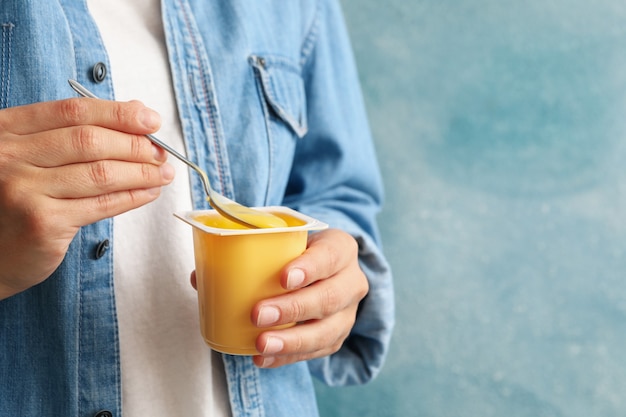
[86,1,230,415]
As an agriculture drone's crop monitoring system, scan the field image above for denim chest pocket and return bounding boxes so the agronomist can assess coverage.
[249,54,308,138]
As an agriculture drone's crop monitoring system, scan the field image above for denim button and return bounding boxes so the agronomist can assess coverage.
[95,239,110,259]
[93,411,113,417]
[92,62,107,83]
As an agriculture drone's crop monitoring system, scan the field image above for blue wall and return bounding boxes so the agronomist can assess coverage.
[315,1,626,416]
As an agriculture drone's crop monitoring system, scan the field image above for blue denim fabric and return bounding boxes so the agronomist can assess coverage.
[0,0,394,416]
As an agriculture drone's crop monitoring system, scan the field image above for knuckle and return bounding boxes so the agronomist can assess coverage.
[327,318,353,354]
[0,175,35,218]
[318,328,336,350]
[356,272,369,299]
[22,206,51,241]
[324,243,340,272]
[71,125,100,157]
[318,285,341,317]
[288,299,309,322]
[114,100,142,127]
[323,233,356,274]
[330,339,345,355]
[291,334,306,353]
[89,160,114,189]
[93,189,152,217]
[325,337,343,356]
[124,190,141,207]
[58,98,89,125]
[94,192,114,213]
[342,232,359,256]
[113,104,131,126]
[130,135,149,161]
[141,163,155,185]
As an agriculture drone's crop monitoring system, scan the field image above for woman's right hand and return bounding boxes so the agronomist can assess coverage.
[0,97,174,300]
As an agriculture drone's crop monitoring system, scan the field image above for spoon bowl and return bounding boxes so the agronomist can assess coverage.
[68,79,287,229]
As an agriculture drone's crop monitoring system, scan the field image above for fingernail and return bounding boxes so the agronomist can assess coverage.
[147,186,161,196]
[257,306,280,327]
[263,337,284,355]
[260,356,276,368]
[152,144,164,159]
[160,163,175,181]
[287,268,305,289]
[139,108,161,129]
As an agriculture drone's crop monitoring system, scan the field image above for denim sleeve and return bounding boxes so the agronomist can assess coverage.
[284,0,395,386]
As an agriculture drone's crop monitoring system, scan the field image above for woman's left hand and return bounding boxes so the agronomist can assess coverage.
[250,228,369,368]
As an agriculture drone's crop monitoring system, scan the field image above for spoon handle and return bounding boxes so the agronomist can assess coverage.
[67,79,211,196]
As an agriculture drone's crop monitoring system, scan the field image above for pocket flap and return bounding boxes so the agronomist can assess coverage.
[249,54,308,138]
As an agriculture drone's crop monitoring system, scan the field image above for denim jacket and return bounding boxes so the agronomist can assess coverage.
[0,0,394,416]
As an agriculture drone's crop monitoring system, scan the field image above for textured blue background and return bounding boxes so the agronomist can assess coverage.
[315,1,626,416]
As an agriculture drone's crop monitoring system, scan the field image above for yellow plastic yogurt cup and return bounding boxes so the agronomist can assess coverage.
[174,207,328,355]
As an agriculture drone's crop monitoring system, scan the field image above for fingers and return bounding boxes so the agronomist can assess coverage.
[25,127,166,167]
[0,97,161,136]
[250,229,369,368]
[253,308,356,368]
[251,276,365,368]
[62,187,166,226]
[254,272,362,327]
[282,229,358,290]
[2,139,174,220]
[252,230,364,325]
[1,123,166,170]
[0,98,171,297]
[37,159,174,199]
[0,96,174,221]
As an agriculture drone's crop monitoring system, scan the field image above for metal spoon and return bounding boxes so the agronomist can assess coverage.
[68,79,287,229]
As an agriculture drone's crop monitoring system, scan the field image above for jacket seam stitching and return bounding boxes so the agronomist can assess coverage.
[177,0,227,193]
[299,0,322,68]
